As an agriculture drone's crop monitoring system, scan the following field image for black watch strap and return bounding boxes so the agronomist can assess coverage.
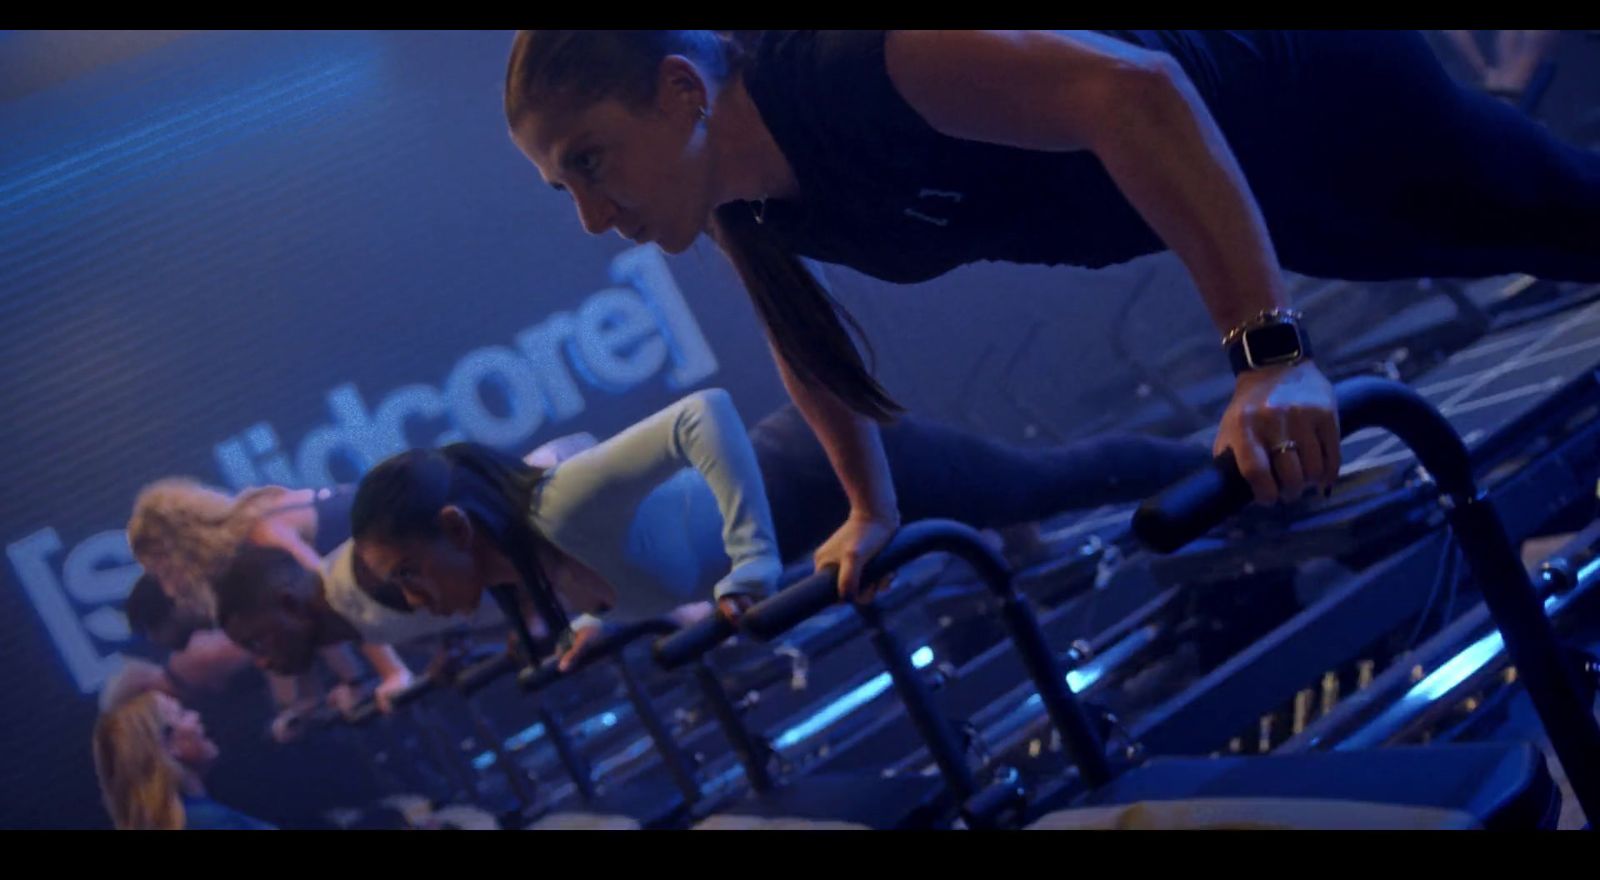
[1228,319,1314,376]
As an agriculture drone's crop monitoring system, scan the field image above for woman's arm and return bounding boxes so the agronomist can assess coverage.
[536,389,784,601]
[357,643,415,713]
[766,336,900,601]
[887,30,1287,334]
[884,30,1339,504]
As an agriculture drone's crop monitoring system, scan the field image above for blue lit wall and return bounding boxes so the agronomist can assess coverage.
[0,30,803,828]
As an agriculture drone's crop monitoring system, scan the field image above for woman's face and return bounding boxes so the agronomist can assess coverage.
[511,59,716,255]
[155,692,218,771]
[220,595,321,677]
[356,508,492,617]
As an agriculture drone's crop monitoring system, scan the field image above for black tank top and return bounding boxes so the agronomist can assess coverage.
[740,30,1303,283]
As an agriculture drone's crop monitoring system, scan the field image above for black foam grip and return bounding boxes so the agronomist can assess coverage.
[1132,377,1472,554]
[738,570,840,641]
[653,614,736,670]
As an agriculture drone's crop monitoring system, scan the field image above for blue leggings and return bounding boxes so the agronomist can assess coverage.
[750,405,1211,559]
[1107,30,1600,282]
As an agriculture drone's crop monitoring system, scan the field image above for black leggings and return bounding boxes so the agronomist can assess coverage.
[749,405,1212,560]
[1122,30,1600,282]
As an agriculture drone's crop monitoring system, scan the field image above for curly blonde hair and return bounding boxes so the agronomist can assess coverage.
[127,478,293,621]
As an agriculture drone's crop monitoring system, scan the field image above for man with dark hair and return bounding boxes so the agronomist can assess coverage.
[213,545,334,676]
[122,573,265,704]
[212,541,504,678]
[122,566,371,742]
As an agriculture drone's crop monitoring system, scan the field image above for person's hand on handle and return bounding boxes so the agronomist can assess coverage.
[716,593,757,623]
[324,682,365,721]
[556,625,604,673]
[1214,360,1341,506]
[268,709,305,744]
[815,510,900,604]
[760,332,903,606]
[373,669,415,715]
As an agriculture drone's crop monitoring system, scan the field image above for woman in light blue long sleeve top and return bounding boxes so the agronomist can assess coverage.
[348,388,1208,650]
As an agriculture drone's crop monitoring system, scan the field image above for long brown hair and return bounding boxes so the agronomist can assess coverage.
[351,443,570,636]
[504,30,903,421]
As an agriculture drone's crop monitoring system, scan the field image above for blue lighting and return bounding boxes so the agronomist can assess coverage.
[593,735,655,777]
[1342,592,1569,749]
[570,709,624,740]
[772,645,935,751]
[773,672,893,751]
[470,720,548,770]
[1067,663,1103,693]
[1,58,377,212]
[1023,659,1107,710]
[708,761,747,793]
[504,722,546,751]
[1016,626,1168,714]
[1407,631,1508,703]
[1401,594,1559,704]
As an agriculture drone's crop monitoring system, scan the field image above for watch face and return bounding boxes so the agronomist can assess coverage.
[1243,322,1304,367]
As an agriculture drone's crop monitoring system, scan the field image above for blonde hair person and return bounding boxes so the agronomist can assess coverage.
[97,658,176,715]
[127,477,419,720]
[91,691,273,830]
[127,479,296,620]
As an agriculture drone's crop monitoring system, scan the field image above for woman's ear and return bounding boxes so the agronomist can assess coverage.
[656,54,709,120]
[437,505,476,551]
